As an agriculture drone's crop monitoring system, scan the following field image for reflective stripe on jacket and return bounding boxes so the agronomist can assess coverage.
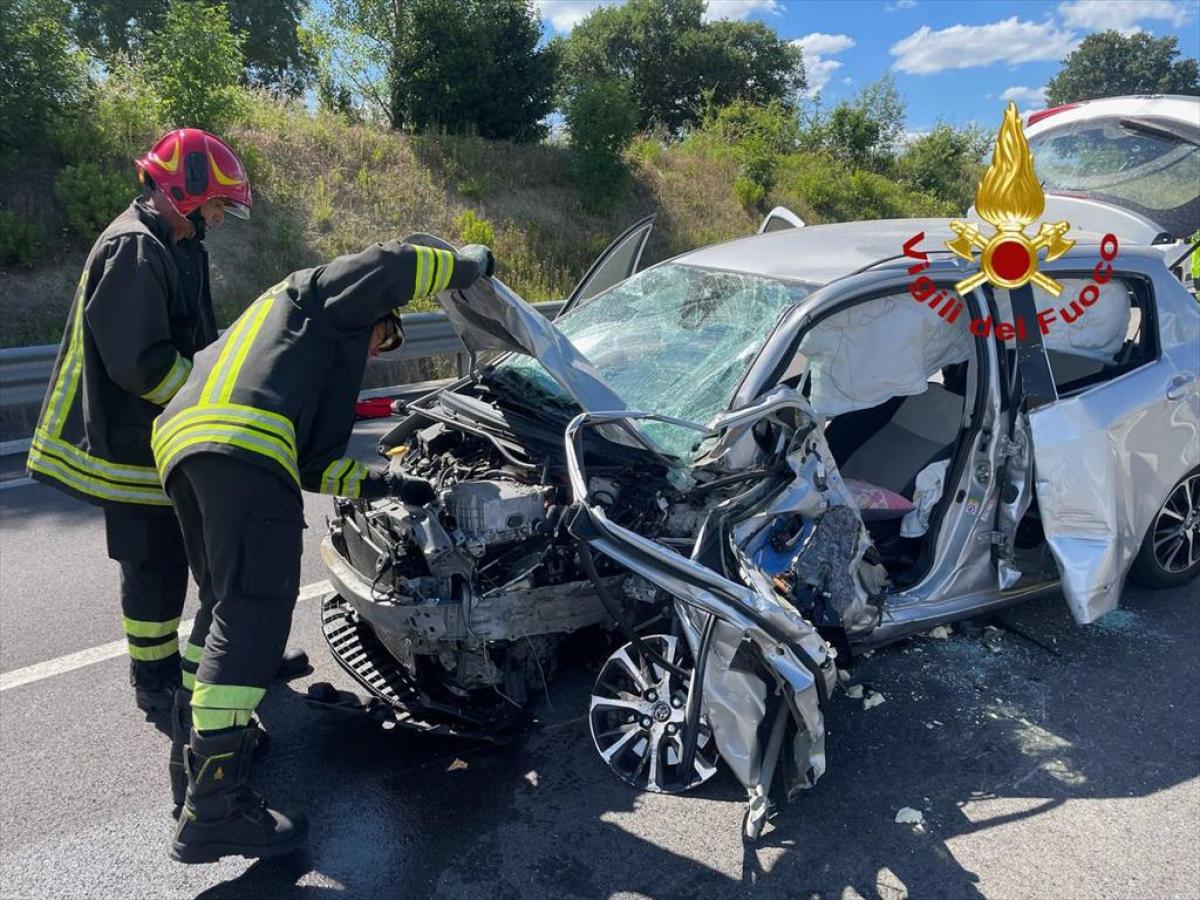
[27,200,218,508]
[153,241,483,498]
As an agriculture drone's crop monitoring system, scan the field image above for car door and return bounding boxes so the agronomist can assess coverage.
[559,214,655,315]
[1010,268,1200,623]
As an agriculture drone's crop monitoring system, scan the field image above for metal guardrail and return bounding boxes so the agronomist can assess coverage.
[0,301,564,413]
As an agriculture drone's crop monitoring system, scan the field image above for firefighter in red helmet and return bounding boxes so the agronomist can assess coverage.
[28,128,250,736]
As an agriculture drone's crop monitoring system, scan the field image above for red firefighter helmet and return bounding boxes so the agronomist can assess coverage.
[135,129,252,219]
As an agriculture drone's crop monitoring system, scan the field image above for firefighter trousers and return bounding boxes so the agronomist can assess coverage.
[104,505,189,676]
[165,454,304,731]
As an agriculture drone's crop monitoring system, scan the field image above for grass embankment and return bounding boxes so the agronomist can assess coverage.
[0,103,757,347]
[1,97,956,348]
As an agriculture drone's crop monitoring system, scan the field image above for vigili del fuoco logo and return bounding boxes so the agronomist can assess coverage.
[902,101,1119,340]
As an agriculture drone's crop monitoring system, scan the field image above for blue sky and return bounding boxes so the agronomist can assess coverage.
[535,0,1200,132]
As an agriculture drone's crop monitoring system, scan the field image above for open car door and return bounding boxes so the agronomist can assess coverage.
[758,206,805,233]
[559,214,655,315]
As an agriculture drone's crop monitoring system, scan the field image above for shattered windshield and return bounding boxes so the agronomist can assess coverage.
[494,264,810,457]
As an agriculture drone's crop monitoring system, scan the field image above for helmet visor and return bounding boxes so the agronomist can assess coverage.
[221,199,251,220]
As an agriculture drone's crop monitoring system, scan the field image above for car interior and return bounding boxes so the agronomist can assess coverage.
[783,290,979,584]
[822,366,971,581]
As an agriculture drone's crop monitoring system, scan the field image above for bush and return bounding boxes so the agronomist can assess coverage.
[0,0,86,156]
[898,123,988,213]
[695,100,800,207]
[566,78,639,212]
[55,164,137,239]
[49,62,164,166]
[0,211,42,267]
[455,209,495,247]
[771,151,953,223]
[733,176,764,209]
[143,2,245,131]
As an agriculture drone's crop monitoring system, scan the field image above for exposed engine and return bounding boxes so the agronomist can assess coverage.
[324,412,697,732]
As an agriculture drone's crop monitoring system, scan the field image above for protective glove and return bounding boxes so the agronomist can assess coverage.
[458,244,495,279]
[384,470,437,506]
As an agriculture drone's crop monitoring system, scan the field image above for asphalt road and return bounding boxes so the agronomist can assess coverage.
[1,422,1197,899]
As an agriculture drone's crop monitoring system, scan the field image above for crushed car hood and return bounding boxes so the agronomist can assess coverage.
[409,233,626,413]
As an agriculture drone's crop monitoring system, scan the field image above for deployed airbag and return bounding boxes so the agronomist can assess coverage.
[994,280,1130,362]
[799,294,971,416]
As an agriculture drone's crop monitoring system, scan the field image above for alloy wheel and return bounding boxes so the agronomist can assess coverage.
[588,635,719,794]
[1153,474,1200,573]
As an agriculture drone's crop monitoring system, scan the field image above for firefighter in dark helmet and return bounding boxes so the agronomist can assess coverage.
[153,237,495,862]
[27,129,249,728]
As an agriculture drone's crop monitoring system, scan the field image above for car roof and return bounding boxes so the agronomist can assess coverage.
[672,218,1113,286]
[1024,94,1200,135]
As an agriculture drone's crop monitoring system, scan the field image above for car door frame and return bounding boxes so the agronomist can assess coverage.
[559,214,656,316]
[734,266,1025,644]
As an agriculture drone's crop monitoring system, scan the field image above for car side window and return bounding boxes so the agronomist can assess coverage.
[995,276,1156,398]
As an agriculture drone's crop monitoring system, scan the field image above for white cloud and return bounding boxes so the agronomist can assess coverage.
[1057,0,1191,34]
[534,0,619,33]
[1000,85,1048,106]
[537,0,784,32]
[886,0,918,10]
[703,0,783,22]
[793,33,856,97]
[890,17,1079,74]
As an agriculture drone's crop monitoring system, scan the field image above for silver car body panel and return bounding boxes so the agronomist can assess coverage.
[436,276,627,413]
[1025,255,1200,621]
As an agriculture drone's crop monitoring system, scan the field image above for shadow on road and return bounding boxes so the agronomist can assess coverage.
[190,582,1199,899]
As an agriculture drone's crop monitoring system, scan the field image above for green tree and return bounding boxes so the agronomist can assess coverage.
[69,0,312,92]
[1046,31,1199,105]
[559,0,803,133]
[302,0,398,124]
[393,0,557,141]
[142,1,244,131]
[566,78,639,211]
[898,123,989,212]
[0,0,87,157]
[307,0,556,140]
[798,76,907,171]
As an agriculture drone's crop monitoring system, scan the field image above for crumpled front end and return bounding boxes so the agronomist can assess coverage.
[565,389,884,833]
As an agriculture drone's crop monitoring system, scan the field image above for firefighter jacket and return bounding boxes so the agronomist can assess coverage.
[152,240,486,499]
[28,199,218,508]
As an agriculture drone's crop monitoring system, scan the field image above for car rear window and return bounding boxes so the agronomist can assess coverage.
[1028,116,1200,239]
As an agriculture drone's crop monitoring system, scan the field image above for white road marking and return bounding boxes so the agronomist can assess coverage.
[0,579,332,692]
[0,476,35,491]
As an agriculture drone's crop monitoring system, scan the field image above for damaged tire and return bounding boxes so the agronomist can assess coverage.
[1130,467,1200,588]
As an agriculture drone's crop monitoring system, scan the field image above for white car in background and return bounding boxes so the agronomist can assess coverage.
[1023,93,1200,286]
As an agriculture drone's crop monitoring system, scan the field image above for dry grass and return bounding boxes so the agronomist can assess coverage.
[1,99,763,347]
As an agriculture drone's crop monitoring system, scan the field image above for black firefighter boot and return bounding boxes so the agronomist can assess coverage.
[170,726,308,864]
[131,658,181,736]
[168,693,272,819]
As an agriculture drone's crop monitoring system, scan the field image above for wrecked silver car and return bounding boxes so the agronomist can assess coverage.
[316,187,1199,837]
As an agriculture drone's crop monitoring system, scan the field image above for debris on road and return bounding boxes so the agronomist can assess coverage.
[927,624,953,640]
[863,691,886,710]
[846,684,864,699]
[894,807,924,825]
